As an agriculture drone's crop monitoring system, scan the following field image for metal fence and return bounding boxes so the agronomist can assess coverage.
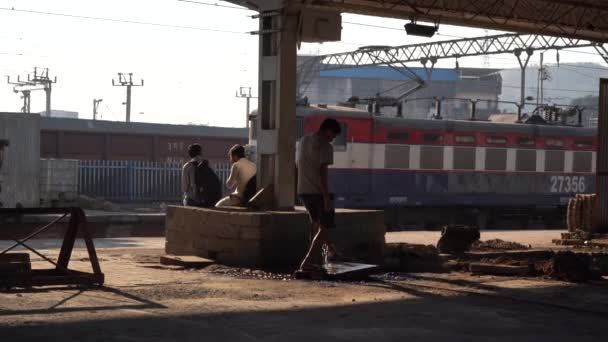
[78,160,231,202]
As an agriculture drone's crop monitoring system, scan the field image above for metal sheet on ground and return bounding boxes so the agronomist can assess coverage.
[323,262,378,278]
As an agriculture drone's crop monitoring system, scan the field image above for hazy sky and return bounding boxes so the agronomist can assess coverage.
[1,0,606,127]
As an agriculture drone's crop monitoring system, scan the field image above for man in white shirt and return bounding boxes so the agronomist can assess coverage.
[296,118,341,274]
[215,144,257,207]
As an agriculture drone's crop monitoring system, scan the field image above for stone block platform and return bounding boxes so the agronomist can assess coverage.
[165,206,386,268]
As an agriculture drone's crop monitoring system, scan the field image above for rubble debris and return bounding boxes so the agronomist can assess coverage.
[462,249,553,262]
[553,230,608,249]
[160,255,215,268]
[471,239,530,251]
[202,264,294,281]
[436,225,480,254]
[552,238,585,246]
[469,262,531,276]
[536,251,597,282]
[383,243,446,272]
[458,249,608,282]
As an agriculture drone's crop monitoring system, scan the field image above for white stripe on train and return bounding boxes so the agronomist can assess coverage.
[329,142,595,173]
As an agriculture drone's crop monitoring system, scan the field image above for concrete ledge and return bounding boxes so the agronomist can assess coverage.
[165,206,386,268]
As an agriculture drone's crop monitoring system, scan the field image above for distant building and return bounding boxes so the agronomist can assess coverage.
[40,110,79,119]
[499,63,606,127]
[301,62,503,121]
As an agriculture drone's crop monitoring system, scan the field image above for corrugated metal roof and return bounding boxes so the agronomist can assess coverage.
[319,66,460,81]
[35,115,248,139]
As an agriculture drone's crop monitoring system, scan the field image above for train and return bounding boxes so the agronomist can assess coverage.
[251,104,596,229]
[40,116,248,163]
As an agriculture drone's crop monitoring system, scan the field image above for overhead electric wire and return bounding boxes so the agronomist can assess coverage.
[3,5,607,76]
[176,0,251,11]
[0,7,247,34]
[557,65,607,80]
[502,84,597,94]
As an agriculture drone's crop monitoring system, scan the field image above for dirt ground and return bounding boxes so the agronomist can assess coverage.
[387,230,564,248]
[1,233,608,341]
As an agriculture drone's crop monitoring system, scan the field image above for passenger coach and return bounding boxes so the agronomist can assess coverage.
[251,105,595,211]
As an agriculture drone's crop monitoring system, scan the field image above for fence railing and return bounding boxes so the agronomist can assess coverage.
[78,160,231,202]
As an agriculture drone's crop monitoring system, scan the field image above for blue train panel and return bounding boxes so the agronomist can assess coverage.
[329,169,594,208]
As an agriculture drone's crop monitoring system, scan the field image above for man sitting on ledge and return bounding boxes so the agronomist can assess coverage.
[215,144,257,208]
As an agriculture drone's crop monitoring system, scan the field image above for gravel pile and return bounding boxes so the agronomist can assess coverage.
[471,239,530,251]
[202,264,294,281]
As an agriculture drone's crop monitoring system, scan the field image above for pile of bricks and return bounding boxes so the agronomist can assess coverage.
[555,194,597,246]
[165,206,386,268]
[566,194,597,232]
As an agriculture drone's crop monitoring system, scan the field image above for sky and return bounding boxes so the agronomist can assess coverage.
[1,0,607,127]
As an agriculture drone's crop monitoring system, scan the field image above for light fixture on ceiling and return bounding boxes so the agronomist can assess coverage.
[404,20,438,37]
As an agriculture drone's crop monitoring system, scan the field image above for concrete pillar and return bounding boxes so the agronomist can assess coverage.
[596,78,608,233]
[256,4,297,209]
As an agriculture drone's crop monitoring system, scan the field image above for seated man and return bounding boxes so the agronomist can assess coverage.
[182,143,222,208]
[215,144,256,207]
[181,144,203,207]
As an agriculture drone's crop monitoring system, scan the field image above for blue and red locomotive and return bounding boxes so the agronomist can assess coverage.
[252,104,595,228]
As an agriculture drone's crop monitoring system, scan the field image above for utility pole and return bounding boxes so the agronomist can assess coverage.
[6,68,54,114]
[482,30,490,67]
[93,99,103,120]
[6,75,35,113]
[112,73,144,123]
[235,87,256,129]
[29,67,57,117]
[539,52,551,106]
[514,48,533,110]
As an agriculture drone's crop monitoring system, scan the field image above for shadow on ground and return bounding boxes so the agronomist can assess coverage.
[0,285,166,317]
[1,275,607,342]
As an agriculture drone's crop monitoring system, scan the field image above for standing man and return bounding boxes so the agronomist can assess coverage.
[182,144,203,206]
[216,144,257,207]
[296,118,341,274]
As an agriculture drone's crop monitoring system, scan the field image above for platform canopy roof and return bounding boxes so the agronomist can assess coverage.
[228,0,608,42]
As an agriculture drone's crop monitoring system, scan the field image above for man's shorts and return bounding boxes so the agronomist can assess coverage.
[298,194,335,228]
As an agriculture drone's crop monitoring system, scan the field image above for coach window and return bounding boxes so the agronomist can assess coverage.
[423,133,443,144]
[332,122,348,151]
[545,138,564,148]
[485,148,507,171]
[385,145,410,169]
[573,151,592,173]
[454,147,476,170]
[420,146,444,169]
[518,137,535,146]
[454,135,475,145]
[387,132,410,142]
[574,140,593,149]
[516,149,536,171]
[486,136,507,145]
[545,150,565,172]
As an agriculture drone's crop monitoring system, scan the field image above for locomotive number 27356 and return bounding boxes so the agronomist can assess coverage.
[550,176,586,193]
